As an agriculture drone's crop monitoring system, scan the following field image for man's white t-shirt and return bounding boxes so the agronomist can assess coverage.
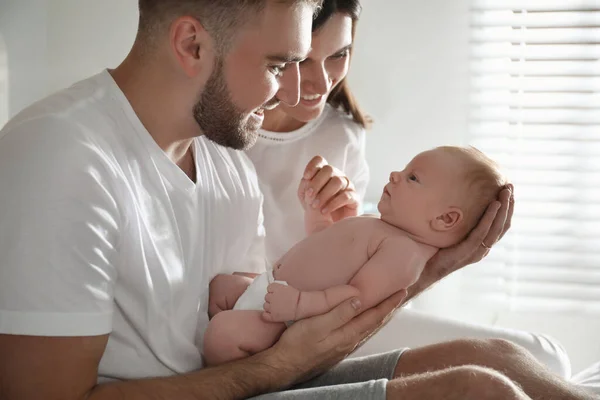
[246,104,369,263]
[0,70,265,381]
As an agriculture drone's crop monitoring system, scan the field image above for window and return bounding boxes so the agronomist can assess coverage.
[465,0,600,316]
[0,34,7,128]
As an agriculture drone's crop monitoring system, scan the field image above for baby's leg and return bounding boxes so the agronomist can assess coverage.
[203,310,286,366]
[208,274,254,318]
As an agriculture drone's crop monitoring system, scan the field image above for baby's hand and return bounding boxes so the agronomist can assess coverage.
[263,283,300,323]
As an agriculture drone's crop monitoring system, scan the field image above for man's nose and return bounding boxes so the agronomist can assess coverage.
[275,63,301,107]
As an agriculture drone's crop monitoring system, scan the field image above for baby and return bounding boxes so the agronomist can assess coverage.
[203,146,508,366]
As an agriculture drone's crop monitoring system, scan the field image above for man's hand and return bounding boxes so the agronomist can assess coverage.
[298,156,360,222]
[405,184,514,302]
[268,289,408,385]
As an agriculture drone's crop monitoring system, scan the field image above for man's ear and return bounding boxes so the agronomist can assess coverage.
[431,207,463,232]
[170,16,214,77]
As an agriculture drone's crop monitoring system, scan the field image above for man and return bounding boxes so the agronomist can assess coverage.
[0,1,594,399]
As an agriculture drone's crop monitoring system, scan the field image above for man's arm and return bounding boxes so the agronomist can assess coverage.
[0,333,296,400]
[0,293,408,400]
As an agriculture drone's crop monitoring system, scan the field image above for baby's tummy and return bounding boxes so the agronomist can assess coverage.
[275,237,365,291]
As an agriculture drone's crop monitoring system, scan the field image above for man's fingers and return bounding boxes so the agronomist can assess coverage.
[334,290,406,342]
[352,291,405,352]
[303,156,327,180]
[483,188,511,246]
[499,185,515,241]
[308,297,363,335]
[467,200,501,249]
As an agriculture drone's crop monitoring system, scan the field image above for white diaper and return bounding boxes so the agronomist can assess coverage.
[233,269,289,311]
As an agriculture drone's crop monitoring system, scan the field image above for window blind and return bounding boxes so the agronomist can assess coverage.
[0,36,7,129]
[465,0,600,315]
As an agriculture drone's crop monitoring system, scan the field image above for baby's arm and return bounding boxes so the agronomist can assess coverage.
[348,237,427,310]
[304,206,335,236]
[208,274,254,318]
[263,237,427,322]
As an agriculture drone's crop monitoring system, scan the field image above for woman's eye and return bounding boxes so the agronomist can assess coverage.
[331,50,350,59]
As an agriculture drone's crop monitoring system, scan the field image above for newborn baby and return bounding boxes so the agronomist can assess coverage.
[203,146,508,366]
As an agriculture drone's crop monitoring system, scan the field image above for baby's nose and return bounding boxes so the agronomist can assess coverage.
[390,171,401,183]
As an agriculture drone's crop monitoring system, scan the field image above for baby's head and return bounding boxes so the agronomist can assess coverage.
[377,146,507,248]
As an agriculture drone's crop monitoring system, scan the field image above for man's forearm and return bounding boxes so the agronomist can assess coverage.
[87,348,295,400]
[404,260,452,304]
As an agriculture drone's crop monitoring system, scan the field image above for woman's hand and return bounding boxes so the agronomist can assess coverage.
[298,156,360,222]
[404,184,515,302]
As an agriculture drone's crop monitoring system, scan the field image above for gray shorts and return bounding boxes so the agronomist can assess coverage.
[249,349,407,400]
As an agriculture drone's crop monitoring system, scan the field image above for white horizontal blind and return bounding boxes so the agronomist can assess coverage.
[465,0,600,315]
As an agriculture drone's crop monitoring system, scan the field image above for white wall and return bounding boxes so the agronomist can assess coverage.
[45,0,137,95]
[0,0,137,117]
[0,0,48,119]
[349,0,471,202]
[0,32,7,128]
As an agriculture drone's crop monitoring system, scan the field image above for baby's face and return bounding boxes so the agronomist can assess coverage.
[378,149,464,234]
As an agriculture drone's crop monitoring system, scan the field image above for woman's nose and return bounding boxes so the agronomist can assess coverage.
[304,63,332,95]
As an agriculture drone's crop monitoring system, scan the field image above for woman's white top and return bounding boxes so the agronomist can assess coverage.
[246,104,369,263]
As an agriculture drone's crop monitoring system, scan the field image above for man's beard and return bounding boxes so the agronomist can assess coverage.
[193,59,258,150]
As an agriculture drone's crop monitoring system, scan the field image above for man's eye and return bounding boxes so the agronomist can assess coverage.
[269,65,286,78]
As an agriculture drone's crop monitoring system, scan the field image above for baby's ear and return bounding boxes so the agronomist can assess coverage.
[431,207,463,232]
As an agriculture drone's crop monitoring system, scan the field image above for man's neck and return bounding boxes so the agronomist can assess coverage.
[110,54,200,170]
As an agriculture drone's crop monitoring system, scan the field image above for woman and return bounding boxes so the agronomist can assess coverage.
[246,0,570,379]
[247,0,368,264]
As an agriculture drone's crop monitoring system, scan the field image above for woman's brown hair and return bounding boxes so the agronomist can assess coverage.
[313,0,372,129]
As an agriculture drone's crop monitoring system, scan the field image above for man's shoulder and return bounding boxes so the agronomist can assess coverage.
[0,76,128,190]
[0,72,125,167]
[3,72,112,133]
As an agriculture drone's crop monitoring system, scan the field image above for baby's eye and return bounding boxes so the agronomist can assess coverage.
[409,174,419,182]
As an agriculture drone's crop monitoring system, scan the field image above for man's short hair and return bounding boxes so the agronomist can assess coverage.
[137,0,322,52]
